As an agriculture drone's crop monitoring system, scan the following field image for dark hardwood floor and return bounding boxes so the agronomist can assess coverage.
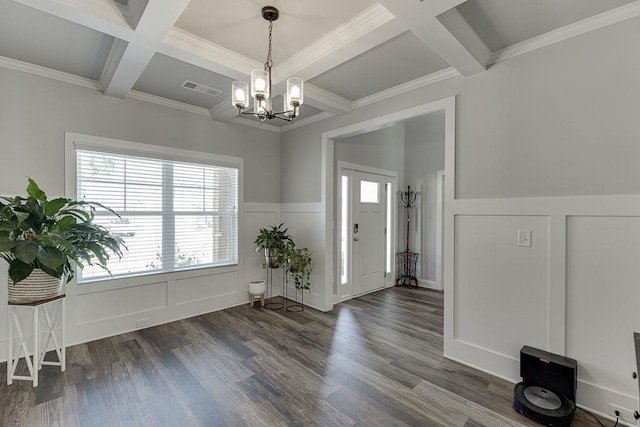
[0,287,608,426]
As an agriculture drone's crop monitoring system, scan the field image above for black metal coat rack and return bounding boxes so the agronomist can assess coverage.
[396,185,420,287]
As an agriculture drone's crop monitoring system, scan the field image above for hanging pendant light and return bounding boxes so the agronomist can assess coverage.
[231,6,304,124]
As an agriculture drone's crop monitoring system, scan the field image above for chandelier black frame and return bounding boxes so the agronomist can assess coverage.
[231,6,304,124]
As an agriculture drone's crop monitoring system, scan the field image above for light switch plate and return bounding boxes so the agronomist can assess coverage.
[518,230,532,247]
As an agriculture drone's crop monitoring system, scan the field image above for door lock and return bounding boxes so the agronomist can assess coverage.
[353,223,359,234]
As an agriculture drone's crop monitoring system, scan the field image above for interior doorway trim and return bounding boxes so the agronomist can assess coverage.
[436,170,445,290]
[320,97,456,357]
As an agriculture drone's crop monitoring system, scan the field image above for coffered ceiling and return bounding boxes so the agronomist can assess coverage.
[2,0,640,132]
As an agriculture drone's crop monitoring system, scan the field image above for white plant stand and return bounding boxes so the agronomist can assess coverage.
[7,295,66,387]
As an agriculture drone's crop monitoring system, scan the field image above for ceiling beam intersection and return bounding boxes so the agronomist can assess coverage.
[378,0,487,76]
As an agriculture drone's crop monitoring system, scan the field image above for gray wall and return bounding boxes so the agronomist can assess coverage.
[335,124,405,180]
[0,68,282,203]
[404,112,445,282]
[456,17,640,199]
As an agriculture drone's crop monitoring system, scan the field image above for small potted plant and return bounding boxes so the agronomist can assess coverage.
[0,178,126,303]
[254,223,293,268]
[285,245,311,311]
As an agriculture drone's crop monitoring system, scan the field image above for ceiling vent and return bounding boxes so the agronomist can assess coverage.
[180,80,222,97]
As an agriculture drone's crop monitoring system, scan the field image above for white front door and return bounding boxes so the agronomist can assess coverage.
[352,171,386,296]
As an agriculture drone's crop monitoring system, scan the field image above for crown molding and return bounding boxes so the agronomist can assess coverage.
[437,8,491,67]
[0,55,103,90]
[229,117,282,134]
[126,90,210,117]
[281,112,335,133]
[163,27,261,78]
[489,1,640,65]
[352,67,461,110]
[276,3,395,81]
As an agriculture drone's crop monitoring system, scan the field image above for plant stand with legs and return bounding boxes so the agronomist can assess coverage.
[7,295,66,387]
[264,267,285,310]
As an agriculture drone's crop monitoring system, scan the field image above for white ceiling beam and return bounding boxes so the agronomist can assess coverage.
[277,18,405,83]
[304,84,352,115]
[99,40,155,98]
[209,98,240,122]
[437,8,491,67]
[99,0,192,98]
[378,0,486,76]
[116,0,148,29]
[160,28,260,81]
[135,0,191,41]
[275,3,403,82]
[427,0,468,17]
[13,0,133,40]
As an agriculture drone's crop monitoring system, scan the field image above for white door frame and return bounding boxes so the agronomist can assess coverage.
[336,161,398,302]
[320,96,456,355]
[436,170,445,290]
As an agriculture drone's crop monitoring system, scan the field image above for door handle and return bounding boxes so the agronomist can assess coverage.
[353,237,359,242]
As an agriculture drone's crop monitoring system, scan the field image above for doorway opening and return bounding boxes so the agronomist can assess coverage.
[319,96,456,320]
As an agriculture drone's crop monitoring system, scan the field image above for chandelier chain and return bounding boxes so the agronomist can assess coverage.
[264,19,273,71]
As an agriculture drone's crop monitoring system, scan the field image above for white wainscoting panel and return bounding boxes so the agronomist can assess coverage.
[175,271,238,306]
[281,203,325,311]
[243,203,280,293]
[566,216,640,399]
[448,194,640,421]
[454,214,550,381]
[77,281,168,325]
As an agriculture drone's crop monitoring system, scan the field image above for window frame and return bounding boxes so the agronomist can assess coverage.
[65,132,244,290]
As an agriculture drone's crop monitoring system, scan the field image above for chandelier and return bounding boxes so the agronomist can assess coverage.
[231,6,304,124]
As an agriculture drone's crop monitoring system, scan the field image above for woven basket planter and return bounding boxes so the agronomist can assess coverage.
[7,269,63,304]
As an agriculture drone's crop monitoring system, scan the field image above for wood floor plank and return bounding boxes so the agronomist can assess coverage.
[153,351,227,426]
[0,287,612,426]
[139,385,196,427]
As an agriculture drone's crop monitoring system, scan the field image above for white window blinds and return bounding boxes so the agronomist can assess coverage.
[76,149,238,282]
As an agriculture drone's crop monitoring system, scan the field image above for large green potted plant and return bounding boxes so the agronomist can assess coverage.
[0,178,126,303]
[254,223,293,268]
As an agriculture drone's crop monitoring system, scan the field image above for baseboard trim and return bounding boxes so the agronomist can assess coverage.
[417,279,441,290]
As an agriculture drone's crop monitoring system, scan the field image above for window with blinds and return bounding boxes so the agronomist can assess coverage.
[76,149,238,282]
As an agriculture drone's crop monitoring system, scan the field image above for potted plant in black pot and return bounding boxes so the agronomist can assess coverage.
[285,245,311,311]
[0,178,126,304]
[254,223,293,268]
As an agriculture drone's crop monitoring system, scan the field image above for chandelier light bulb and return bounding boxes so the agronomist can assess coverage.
[251,69,269,99]
[231,81,249,109]
[286,77,304,107]
[290,86,300,100]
